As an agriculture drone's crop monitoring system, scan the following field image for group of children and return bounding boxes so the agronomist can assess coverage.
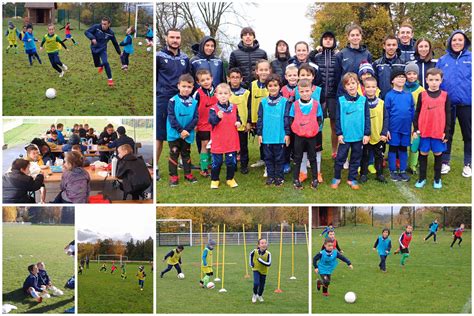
[94,262,146,290]
[23,262,64,303]
[313,221,466,297]
[167,56,451,190]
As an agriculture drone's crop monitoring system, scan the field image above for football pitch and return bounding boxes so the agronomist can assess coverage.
[312,226,471,313]
[2,224,75,313]
[78,261,153,313]
[156,244,309,313]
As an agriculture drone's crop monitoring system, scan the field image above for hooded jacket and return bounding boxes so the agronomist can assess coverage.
[398,38,416,64]
[60,167,90,203]
[116,154,152,194]
[312,31,338,99]
[190,36,225,87]
[270,40,290,80]
[3,170,44,203]
[373,49,405,100]
[334,44,372,96]
[436,30,472,107]
[228,40,268,88]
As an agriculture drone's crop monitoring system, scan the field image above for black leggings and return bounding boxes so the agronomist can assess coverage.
[451,236,463,247]
[28,52,42,65]
[161,264,182,276]
[425,231,437,242]
[320,274,331,294]
[293,135,318,181]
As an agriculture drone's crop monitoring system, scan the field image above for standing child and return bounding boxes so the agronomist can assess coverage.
[194,69,217,177]
[372,228,391,272]
[160,245,184,278]
[313,238,353,297]
[145,23,153,47]
[200,240,216,287]
[450,224,465,248]
[120,26,135,70]
[99,263,107,272]
[23,24,42,66]
[166,74,199,186]
[248,60,270,171]
[321,230,343,253]
[228,68,251,174]
[357,61,379,97]
[250,238,271,303]
[59,22,78,46]
[319,223,334,238]
[40,24,68,78]
[359,77,388,183]
[136,266,146,291]
[393,225,413,266]
[413,68,450,189]
[424,218,439,243]
[257,74,290,186]
[111,262,117,274]
[5,21,21,53]
[331,72,371,190]
[209,83,241,189]
[289,79,323,190]
[385,69,415,182]
[120,263,127,280]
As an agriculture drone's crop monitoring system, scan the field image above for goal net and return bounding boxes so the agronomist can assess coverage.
[157,219,193,246]
[97,254,128,264]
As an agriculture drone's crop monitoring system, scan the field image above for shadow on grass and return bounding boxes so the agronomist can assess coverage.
[28,296,74,314]
[3,288,74,313]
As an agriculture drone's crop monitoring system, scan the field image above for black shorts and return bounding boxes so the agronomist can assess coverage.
[400,247,409,254]
[197,131,211,141]
[315,131,323,152]
[325,97,337,121]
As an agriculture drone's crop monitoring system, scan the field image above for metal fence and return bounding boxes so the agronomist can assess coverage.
[157,231,308,247]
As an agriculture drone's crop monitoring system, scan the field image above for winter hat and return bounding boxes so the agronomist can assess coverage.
[391,68,407,82]
[358,60,375,78]
[404,62,419,75]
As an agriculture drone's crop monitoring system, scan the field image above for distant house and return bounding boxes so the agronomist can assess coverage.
[24,3,57,24]
[312,207,342,228]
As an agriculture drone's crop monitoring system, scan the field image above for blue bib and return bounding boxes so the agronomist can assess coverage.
[261,97,287,144]
[376,236,391,256]
[166,95,197,143]
[318,250,339,275]
[338,95,366,142]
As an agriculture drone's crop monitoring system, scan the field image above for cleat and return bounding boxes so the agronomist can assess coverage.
[311,179,318,189]
[359,174,368,183]
[368,164,376,174]
[169,176,179,187]
[108,79,114,87]
[390,171,400,181]
[210,180,219,189]
[433,179,442,189]
[415,179,426,188]
[226,178,238,188]
[376,175,387,183]
[293,179,303,190]
[330,178,341,189]
[347,180,360,190]
[185,175,198,183]
[299,172,307,183]
[98,66,104,74]
[399,172,410,182]
[266,178,275,185]
[441,163,451,174]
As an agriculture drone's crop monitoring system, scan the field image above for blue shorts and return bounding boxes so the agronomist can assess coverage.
[66,34,72,39]
[156,95,172,140]
[25,48,37,55]
[419,137,446,153]
[389,132,411,147]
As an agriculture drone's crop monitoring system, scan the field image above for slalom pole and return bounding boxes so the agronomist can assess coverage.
[215,225,221,282]
[274,224,284,293]
[304,224,309,257]
[243,224,250,279]
[290,223,296,280]
[219,224,227,293]
[258,224,262,239]
[200,223,203,280]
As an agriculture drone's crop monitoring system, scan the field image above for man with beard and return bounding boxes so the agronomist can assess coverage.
[156,28,191,180]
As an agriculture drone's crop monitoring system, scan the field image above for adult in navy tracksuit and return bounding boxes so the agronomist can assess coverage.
[84,17,121,86]
[414,38,437,89]
[397,22,416,64]
[436,30,472,177]
[312,31,338,156]
[334,24,372,96]
[190,36,225,88]
[373,35,405,100]
[156,28,191,179]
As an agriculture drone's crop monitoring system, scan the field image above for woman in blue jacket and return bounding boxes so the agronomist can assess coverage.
[436,30,472,177]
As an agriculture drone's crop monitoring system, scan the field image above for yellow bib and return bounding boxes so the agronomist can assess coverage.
[410,86,425,107]
[230,89,250,131]
[251,249,270,275]
[43,34,61,53]
[369,99,385,145]
[166,249,182,265]
[250,80,268,123]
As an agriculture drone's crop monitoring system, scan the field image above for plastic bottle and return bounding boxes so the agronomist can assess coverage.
[411,131,421,153]
[111,156,118,177]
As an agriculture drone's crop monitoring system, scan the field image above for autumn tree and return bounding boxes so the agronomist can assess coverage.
[3,207,17,222]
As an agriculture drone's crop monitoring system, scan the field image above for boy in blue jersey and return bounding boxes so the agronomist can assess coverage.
[424,218,439,243]
[384,69,415,182]
[167,74,199,187]
[372,228,392,272]
[119,26,135,70]
[37,262,64,296]
[313,238,353,296]
[23,264,47,302]
[331,72,371,190]
[257,74,290,186]
[319,223,334,238]
[22,24,42,66]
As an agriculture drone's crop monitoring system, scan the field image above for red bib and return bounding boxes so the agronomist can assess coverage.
[401,232,412,248]
[281,85,296,102]
[196,88,217,132]
[291,100,319,137]
[418,91,447,139]
[210,104,240,154]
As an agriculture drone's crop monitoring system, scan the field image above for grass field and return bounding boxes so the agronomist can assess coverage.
[312,226,471,313]
[78,261,153,313]
[157,121,471,203]
[2,19,153,116]
[2,224,75,313]
[156,244,309,313]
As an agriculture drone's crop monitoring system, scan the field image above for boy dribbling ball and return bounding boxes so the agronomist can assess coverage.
[40,24,69,78]
[160,245,184,278]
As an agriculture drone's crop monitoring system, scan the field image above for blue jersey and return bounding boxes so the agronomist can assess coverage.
[374,236,392,256]
[22,32,37,52]
[295,85,322,103]
[119,34,134,54]
[23,273,43,293]
[258,96,288,144]
[384,89,414,135]
[336,94,370,142]
[429,222,439,233]
[166,95,198,143]
[313,250,351,275]
[38,269,50,286]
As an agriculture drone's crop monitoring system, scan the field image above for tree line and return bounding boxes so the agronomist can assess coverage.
[2,206,74,224]
[78,237,154,261]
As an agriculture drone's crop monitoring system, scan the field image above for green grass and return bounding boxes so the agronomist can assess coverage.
[78,261,153,313]
[312,226,471,313]
[2,224,75,313]
[157,121,471,203]
[3,19,153,116]
[156,244,308,313]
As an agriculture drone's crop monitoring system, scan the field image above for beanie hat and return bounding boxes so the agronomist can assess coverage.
[404,62,419,75]
[391,68,406,82]
[358,60,375,78]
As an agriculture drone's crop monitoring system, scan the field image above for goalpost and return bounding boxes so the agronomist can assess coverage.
[157,219,193,246]
[134,3,153,39]
[97,254,128,264]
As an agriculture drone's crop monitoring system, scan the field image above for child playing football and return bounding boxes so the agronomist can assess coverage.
[393,225,413,266]
[136,265,146,290]
[250,238,272,303]
[450,224,465,248]
[372,228,392,272]
[200,240,216,288]
[160,245,184,278]
[121,263,127,280]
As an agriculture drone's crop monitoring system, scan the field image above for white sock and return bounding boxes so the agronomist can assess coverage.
[300,153,308,173]
[30,289,39,299]
[317,152,322,173]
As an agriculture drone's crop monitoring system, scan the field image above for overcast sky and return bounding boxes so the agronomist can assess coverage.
[76,205,155,240]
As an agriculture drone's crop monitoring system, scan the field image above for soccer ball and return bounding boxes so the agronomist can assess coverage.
[138,41,143,46]
[146,47,152,52]
[206,282,215,289]
[345,291,356,303]
[46,88,56,99]
[177,273,185,279]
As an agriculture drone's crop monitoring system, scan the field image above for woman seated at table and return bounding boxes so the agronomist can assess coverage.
[3,159,45,203]
[98,124,117,163]
[51,151,90,204]
[62,134,87,153]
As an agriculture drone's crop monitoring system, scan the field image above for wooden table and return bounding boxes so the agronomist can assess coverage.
[49,144,115,154]
[41,166,116,183]
[111,199,153,204]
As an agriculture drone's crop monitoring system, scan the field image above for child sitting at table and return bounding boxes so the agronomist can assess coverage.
[98,124,117,162]
[86,128,98,144]
[3,159,45,203]
[72,144,91,167]
[62,134,87,153]
[47,131,60,145]
[51,151,90,203]
[115,144,152,200]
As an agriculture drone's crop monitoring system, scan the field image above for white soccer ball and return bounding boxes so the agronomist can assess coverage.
[206,282,215,289]
[345,291,356,303]
[45,88,56,99]
[146,47,152,52]
[138,41,143,46]
[177,273,185,279]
